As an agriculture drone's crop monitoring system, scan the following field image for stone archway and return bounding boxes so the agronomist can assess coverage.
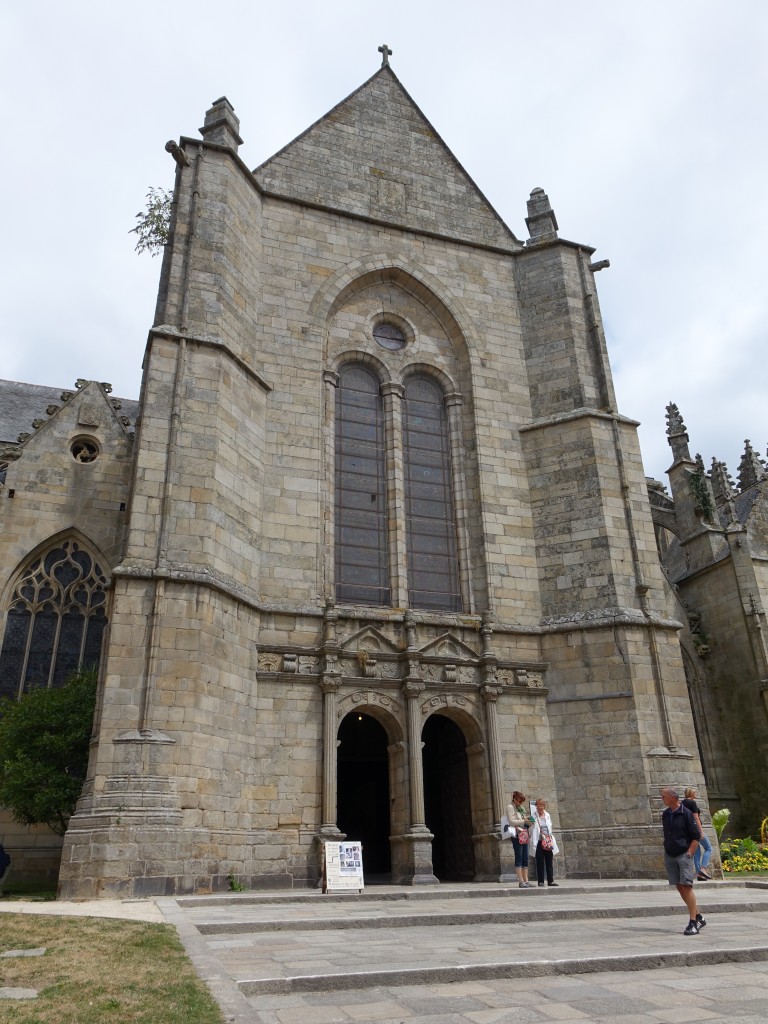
[422,713,475,881]
[337,711,392,879]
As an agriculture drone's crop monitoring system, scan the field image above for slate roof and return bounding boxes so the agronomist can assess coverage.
[0,379,139,446]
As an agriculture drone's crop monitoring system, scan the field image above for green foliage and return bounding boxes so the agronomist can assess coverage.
[712,807,730,840]
[227,873,245,892]
[761,816,768,845]
[689,469,715,521]
[0,669,97,835]
[720,837,768,874]
[129,186,172,256]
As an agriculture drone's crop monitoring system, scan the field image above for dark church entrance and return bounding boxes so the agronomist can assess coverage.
[422,713,475,881]
[337,712,392,879]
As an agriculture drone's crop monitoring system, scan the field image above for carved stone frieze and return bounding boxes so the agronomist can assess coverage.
[257,652,281,672]
[299,656,320,674]
[420,692,474,716]
[337,689,403,720]
[282,653,298,673]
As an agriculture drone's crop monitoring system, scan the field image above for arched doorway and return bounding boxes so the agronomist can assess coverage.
[422,713,475,881]
[337,712,391,879]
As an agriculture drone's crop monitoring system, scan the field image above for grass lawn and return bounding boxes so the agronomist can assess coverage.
[0,913,224,1023]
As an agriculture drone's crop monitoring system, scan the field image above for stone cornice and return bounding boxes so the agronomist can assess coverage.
[147,326,272,393]
[519,407,640,433]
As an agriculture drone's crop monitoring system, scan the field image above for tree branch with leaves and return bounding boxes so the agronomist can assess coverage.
[130,186,172,256]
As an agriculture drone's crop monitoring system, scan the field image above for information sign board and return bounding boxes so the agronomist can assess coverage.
[323,840,364,893]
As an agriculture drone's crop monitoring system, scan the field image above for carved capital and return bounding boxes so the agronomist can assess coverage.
[481,684,502,704]
[323,370,340,388]
[402,680,425,699]
[380,381,405,400]
[320,674,343,695]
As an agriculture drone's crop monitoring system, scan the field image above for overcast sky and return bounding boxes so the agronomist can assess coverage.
[2,1,766,482]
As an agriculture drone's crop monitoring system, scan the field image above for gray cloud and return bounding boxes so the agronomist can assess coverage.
[2,0,765,482]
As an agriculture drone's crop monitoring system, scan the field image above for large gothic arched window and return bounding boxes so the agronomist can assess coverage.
[335,365,390,605]
[333,362,463,612]
[403,375,461,611]
[0,539,109,698]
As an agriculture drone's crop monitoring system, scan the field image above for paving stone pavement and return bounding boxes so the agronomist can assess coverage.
[153,879,768,1024]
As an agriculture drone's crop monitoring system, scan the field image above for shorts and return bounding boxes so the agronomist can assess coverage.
[664,851,696,886]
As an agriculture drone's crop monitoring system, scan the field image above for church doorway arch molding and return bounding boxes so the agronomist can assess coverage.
[336,702,406,882]
[421,707,484,882]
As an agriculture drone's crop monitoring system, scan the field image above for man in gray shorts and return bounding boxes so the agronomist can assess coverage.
[660,786,704,934]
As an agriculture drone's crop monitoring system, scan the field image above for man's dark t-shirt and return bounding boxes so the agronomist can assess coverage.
[662,803,700,856]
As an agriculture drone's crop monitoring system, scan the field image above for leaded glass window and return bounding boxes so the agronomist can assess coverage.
[335,365,390,606]
[0,539,109,698]
[403,375,461,611]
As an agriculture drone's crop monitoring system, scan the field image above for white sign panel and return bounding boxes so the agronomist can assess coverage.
[323,841,364,893]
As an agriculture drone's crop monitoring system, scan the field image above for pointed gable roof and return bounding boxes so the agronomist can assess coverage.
[254,66,520,251]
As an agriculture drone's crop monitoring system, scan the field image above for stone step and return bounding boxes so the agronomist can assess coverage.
[239,943,768,996]
[197,898,768,934]
[177,876,753,910]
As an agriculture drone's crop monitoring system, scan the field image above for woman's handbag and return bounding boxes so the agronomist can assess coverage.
[517,826,529,844]
[540,832,553,851]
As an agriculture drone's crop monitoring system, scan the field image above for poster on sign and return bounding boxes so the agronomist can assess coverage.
[323,841,364,893]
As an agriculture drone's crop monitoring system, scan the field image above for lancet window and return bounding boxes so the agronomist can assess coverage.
[403,374,461,611]
[335,365,390,606]
[0,539,109,698]
[334,362,462,611]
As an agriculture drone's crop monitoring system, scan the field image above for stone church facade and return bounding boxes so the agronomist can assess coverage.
[1,59,712,896]
[648,414,768,839]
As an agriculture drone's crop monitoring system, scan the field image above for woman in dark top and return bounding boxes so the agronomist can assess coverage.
[683,787,712,880]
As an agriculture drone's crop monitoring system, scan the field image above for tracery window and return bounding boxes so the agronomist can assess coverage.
[333,362,463,612]
[335,365,390,606]
[403,375,461,611]
[0,539,109,698]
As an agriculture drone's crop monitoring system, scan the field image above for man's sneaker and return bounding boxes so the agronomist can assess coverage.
[697,872,711,881]
[696,913,706,929]
[683,920,699,935]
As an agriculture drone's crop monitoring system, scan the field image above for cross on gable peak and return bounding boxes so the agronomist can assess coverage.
[378,43,393,67]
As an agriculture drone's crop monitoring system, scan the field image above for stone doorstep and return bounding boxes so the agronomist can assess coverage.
[238,946,768,996]
[195,899,768,934]
[175,879,682,909]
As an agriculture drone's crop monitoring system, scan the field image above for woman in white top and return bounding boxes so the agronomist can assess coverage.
[531,797,559,887]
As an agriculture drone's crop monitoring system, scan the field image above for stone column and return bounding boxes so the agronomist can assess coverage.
[474,681,515,883]
[391,675,438,884]
[404,680,429,832]
[319,673,343,833]
[481,684,504,823]
[445,391,473,613]
[381,381,408,607]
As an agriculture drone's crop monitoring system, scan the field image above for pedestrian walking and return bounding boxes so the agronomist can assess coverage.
[660,786,705,934]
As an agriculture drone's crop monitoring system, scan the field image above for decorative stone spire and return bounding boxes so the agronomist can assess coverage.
[665,402,691,463]
[737,439,767,491]
[525,187,559,243]
[710,458,735,503]
[711,458,738,524]
[200,96,243,151]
